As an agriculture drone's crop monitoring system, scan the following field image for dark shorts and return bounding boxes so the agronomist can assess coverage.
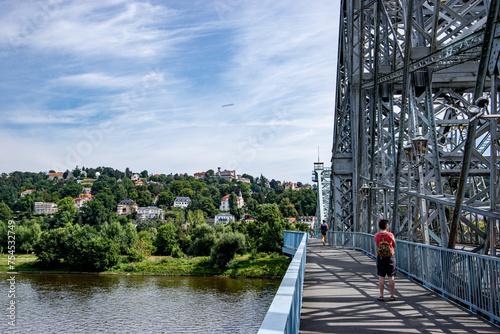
[377,255,396,277]
[321,232,327,237]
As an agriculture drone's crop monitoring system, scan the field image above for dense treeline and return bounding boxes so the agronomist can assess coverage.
[0,167,315,271]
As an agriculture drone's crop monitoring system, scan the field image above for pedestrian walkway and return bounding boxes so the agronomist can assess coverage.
[299,238,500,333]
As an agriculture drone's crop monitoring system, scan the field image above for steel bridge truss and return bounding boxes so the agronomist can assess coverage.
[331,0,500,255]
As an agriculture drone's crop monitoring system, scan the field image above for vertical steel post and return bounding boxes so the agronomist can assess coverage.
[490,74,498,256]
[449,0,500,249]
[392,0,414,234]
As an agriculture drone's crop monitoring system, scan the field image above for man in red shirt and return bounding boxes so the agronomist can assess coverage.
[375,219,396,301]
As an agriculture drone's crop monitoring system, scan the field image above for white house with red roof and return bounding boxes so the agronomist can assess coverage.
[216,167,235,180]
[194,172,206,179]
[48,172,64,180]
[74,193,94,210]
[220,191,244,211]
[21,189,35,197]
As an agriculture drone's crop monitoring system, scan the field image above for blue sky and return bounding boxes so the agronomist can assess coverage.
[0,0,339,184]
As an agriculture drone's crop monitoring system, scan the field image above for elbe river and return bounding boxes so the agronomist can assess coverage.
[0,273,281,333]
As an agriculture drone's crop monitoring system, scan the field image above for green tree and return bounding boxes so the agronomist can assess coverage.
[188,224,216,256]
[155,223,178,256]
[66,224,120,271]
[95,190,117,212]
[170,180,185,196]
[135,187,153,207]
[15,195,34,214]
[34,228,69,267]
[256,203,282,224]
[265,191,277,204]
[128,234,155,262]
[259,220,285,253]
[56,197,78,226]
[122,223,138,252]
[186,210,205,229]
[157,191,175,207]
[0,201,12,221]
[59,183,83,198]
[101,221,126,252]
[279,197,299,218]
[210,232,246,268]
[81,200,110,226]
[17,220,41,254]
[179,188,195,198]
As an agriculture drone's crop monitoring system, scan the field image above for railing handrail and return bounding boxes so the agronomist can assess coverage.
[328,231,500,325]
[258,231,308,334]
[351,231,500,260]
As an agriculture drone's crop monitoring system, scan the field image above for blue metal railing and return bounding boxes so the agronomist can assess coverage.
[328,231,500,325]
[282,230,308,256]
[258,231,308,334]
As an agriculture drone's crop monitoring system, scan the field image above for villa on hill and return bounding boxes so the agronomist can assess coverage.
[136,206,164,221]
[214,212,235,224]
[48,172,64,180]
[34,202,58,215]
[117,199,138,215]
[220,191,244,211]
[21,189,35,197]
[174,197,191,208]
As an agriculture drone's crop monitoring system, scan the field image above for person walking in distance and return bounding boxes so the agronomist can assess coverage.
[319,220,328,246]
[375,219,396,301]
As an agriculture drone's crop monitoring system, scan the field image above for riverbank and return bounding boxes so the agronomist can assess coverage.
[0,252,291,278]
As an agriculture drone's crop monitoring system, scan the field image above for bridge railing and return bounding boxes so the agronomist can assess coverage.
[328,231,500,324]
[258,231,308,334]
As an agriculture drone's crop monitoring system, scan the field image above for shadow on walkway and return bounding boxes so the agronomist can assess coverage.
[300,238,499,334]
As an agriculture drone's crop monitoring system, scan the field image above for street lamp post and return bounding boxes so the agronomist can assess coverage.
[404,144,414,241]
[413,136,429,244]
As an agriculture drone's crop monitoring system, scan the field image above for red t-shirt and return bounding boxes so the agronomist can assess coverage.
[375,231,396,254]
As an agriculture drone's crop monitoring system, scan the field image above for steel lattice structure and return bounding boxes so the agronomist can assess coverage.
[312,162,331,235]
[330,0,500,254]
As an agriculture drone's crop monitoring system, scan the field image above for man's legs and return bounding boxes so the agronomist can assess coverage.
[378,276,385,297]
[388,275,395,298]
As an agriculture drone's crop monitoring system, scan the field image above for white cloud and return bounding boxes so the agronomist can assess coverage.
[0,0,340,183]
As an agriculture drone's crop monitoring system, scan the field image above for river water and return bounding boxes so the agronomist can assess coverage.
[0,273,281,333]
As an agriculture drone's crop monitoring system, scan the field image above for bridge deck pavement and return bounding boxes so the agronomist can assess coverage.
[299,238,500,334]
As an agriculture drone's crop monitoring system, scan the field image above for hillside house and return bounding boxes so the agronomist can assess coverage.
[298,216,316,229]
[136,206,164,221]
[219,191,244,211]
[21,189,35,197]
[117,198,138,215]
[34,202,58,215]
[214,213,235,225]
[216,167,235,180]
[48,172,64,180]
[194,172,206,179]
[174,197,191,208]
[74,193,94,210]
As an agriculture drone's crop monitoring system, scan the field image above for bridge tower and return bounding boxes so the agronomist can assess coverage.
[331,0,500,254]
[312,162,331,235]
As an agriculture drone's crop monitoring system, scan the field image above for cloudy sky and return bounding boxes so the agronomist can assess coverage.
[0,0,339,184]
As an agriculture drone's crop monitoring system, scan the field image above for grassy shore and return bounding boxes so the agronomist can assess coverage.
[0,253,291,278]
